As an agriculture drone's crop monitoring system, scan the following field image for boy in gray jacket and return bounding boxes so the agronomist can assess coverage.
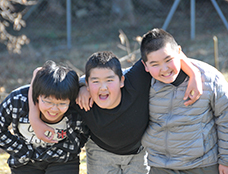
[141,28,228,174]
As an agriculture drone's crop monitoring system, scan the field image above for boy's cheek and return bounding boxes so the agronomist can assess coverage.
[147,67,157,77]
[87,86,97,95]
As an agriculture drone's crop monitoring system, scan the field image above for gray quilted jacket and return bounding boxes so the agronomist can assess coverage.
[142,59,228,170]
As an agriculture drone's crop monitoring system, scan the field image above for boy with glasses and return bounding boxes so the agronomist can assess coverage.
[0,60,88,174]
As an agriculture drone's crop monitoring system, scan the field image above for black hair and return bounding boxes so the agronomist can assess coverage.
[32,60,79,105]
[141,28,179,62]
[85,51,123,82]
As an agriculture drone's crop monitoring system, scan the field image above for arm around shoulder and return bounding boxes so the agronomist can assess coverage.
[28,68,57,143]
[180,53,203,106]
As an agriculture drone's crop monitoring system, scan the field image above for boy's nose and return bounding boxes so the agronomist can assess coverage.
[161,64,168,72]
[100,83,108,90]
[50,104,60,111]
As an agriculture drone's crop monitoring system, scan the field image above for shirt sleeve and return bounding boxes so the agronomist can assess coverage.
[212,72,228,166]
[0,90,33,167]
[124,58,152,92]
[65,107,90,151]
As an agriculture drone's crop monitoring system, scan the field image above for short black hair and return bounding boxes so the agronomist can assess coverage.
[85,51,123,82]
[141,28,178,62]
[32,60,79,105]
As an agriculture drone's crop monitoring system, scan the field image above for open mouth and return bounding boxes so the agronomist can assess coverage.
[99,94,109,100]
[48,111,58,117]
[162,71,172,77]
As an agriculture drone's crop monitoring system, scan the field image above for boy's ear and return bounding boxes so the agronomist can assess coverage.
[141,60,149,72]
[120,75,125,88]
[177,45,182,54]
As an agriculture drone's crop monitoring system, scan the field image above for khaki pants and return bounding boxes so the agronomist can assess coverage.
[86,139,150,174]
[149,164,218,174]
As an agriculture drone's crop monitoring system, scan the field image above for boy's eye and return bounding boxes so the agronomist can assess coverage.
[45,101,52,105]
[59,103,68,106]
[166,58,173,63]
[151,64,158,67]
[107,79,113,82]
[92,80,99,83]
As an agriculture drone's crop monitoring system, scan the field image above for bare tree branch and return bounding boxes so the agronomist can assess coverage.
[0,0,36,54]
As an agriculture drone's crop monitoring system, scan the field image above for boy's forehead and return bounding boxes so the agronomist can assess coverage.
[158,43,174,52]
[148,44,177,58]
[40,95,69,101]
[89,68,117,79]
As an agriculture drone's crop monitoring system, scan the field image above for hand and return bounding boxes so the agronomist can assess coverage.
[33,67,42,77]
[76,86,93,111]
[30,117,58,143]
[219,164,228,174]
[183,71,202,106]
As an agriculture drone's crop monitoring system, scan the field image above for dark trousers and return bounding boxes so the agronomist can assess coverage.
[11,157,79,174]
[149,164,219,174]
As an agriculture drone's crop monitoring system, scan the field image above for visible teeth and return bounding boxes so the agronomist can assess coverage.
[49,112,57,116]
[163,72,171,76]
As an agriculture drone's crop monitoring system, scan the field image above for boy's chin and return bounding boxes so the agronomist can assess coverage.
[160,78,176,84]
[96,103,108,109]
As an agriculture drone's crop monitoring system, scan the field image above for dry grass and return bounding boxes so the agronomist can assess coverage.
[0,152,10,174]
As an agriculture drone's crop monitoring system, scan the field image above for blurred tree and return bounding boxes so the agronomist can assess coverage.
[47,0,65,16]
[111,0,136,26]
[0,0,36,54]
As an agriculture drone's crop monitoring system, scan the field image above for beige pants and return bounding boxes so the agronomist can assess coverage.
[149,164,219,174]
[85,139,150,174]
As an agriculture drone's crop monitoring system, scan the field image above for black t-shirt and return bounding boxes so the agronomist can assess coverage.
[74,59,152,155]
[171,69,187,86]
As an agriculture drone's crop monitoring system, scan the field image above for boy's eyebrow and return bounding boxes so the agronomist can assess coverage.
[106,75,116,78]
[90,75,116,80]
[164,55,172,60]
[148,55,172,64]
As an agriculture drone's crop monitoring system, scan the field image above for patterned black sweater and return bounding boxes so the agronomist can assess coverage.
[0,85,89,168]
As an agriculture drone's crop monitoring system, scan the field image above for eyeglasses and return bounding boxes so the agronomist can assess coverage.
[40,97,69,110]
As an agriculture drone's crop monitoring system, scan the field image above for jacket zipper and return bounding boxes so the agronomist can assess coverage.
[165,87,175,167]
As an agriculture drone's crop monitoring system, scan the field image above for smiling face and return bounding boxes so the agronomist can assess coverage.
[87,68,124,109]
[38,96,70,123]
[143,43,181,84]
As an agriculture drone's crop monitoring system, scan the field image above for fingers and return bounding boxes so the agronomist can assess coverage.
[183,88,191,100]
[76,97,91,111]
[89,98,94,108]
[184,90,200,106]
[76,86,92,111]
[40,134,58,144]
[82,98,90,111]
[47,126,56,137]
[76,98,82,109]
[219,164,228,174]
[35,126,58,143]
